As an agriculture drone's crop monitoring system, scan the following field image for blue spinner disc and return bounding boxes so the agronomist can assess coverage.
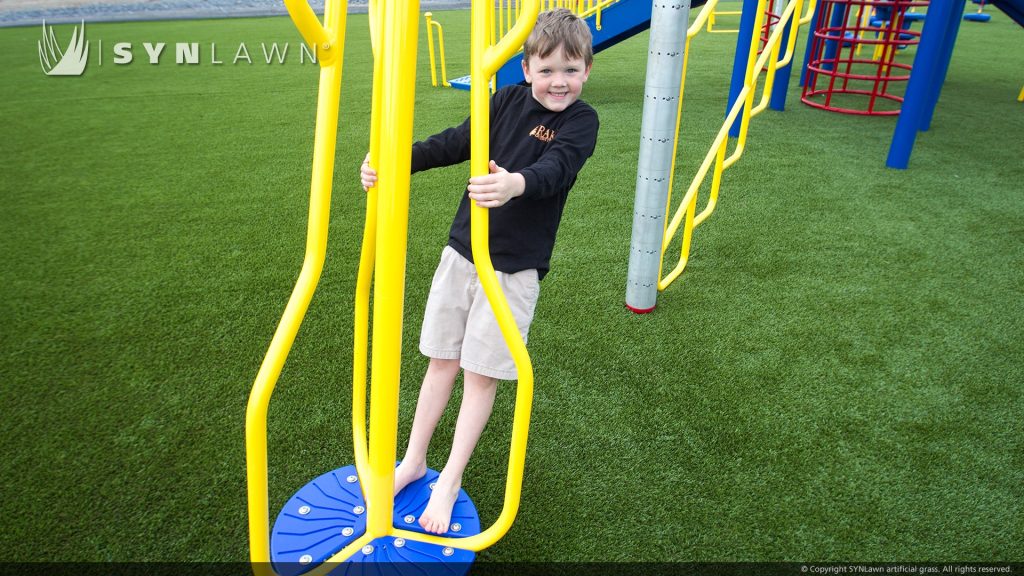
[270,464,481,576]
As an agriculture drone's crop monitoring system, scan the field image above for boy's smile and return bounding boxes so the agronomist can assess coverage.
[522,47,591,113]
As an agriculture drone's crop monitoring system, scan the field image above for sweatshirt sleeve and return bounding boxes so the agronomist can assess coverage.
[410,89,513,174]
[410,116,471,173]
[518,105,599,200]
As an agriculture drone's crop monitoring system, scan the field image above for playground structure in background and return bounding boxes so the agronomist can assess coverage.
[246,0,541,574]
[627,0,1022,310]
[626,0,815,311]
[801,0,928,115]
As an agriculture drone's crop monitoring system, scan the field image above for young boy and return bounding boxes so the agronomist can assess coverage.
[359,8,598,535]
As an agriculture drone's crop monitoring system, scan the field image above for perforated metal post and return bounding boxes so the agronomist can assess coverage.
[625,0,691,313]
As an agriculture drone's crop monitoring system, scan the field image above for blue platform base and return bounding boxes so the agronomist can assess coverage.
[269,464,481,576]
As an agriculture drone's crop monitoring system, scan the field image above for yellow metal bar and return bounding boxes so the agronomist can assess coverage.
[434,20,450,86]
[424,13,450,87]
[246,0,348,573]
[707,9,742,33]
[352,0,544,553]
[688,0,722,36]
[282,0,338,65]
[657,0,718,281]
[351,0,386,504]
[659,0,810,291]
[1018,84,1024,102]
[425,12,439,86]
[692,129,728,227]
[499,0,505,39]
[660,83,748,254]
[339,2,539,556]
[363,0,421,539]
[800,0,815,24]
[751,23,783,116]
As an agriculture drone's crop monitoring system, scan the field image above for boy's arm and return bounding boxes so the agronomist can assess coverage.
[518,107,599,200]
[410,87,510,174]
[410,117,471,173]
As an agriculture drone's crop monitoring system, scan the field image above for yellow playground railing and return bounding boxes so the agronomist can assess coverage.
[247,0,543,572]
[658,0,816,290]
[424,11,450,86]
[707,3,742,33]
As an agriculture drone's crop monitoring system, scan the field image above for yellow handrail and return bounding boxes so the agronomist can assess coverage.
[245,0,348,574]
[657,0,809,291]
[425,12,450,87]
[707,4,742,34]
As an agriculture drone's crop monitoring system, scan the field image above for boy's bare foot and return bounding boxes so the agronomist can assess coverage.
[393,460,427,497]
[418,470,461,534]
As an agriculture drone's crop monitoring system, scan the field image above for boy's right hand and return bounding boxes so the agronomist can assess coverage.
[360,153,377,191]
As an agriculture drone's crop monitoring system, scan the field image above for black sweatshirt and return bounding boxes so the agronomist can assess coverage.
[410,84,599,279]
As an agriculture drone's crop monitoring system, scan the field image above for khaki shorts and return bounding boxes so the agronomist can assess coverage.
[420,246,540,380]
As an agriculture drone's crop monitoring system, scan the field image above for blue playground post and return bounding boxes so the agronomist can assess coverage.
[886,0,959,169]
[727,0,761,136]
[922,0,966,131]
[820,2,849,72]
[799,0,822,86]
[770,5,799,111]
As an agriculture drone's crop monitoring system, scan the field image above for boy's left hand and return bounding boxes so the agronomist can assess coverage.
[467,160,525,208]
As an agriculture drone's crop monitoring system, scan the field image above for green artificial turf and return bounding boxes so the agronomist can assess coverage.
[0,4,1021,563]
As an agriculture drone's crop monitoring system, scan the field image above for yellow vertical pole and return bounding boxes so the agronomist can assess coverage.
[426,12,438,86]
[363,0,420,539]
[500,0,506,38]
[435,20,450,86]
[246,0,347,573]
[352,0,385,495]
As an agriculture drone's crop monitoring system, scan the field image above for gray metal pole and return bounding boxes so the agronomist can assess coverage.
[625,0,692,313]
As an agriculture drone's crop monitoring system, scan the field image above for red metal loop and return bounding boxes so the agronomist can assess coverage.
[801,0,929,115]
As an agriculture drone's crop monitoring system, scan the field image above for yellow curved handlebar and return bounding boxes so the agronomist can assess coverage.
[283,0,338,65]
[245,1,348,574]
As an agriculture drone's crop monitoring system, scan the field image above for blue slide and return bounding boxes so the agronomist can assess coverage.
[988,0,1024,26]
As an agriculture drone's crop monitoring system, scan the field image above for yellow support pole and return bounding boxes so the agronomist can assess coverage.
[425,12,439,86]
[245,0,348,573]
[424,12,450,87]
[351,0,386,501]
[362,0,420,540]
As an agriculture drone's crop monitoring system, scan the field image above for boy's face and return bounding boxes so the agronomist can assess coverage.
[522,46,591,113]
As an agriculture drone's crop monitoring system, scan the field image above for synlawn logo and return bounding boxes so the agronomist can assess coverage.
[37,20,319,77]
[38,20,89,76]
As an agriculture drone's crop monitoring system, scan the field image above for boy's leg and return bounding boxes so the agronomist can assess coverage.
[418,369,498,534]
[394,357,461,496]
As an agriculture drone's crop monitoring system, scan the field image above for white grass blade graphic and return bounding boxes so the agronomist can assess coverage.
[38,20,88,76]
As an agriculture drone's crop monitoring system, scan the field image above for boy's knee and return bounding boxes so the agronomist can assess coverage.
[428,357,461,374]
[462,370,498,389]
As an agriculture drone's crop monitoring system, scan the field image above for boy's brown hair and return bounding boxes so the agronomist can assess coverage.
[523,8,594,68]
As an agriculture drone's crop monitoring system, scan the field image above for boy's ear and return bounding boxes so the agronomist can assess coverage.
[521,58,532,84]
[582,62,592,83]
